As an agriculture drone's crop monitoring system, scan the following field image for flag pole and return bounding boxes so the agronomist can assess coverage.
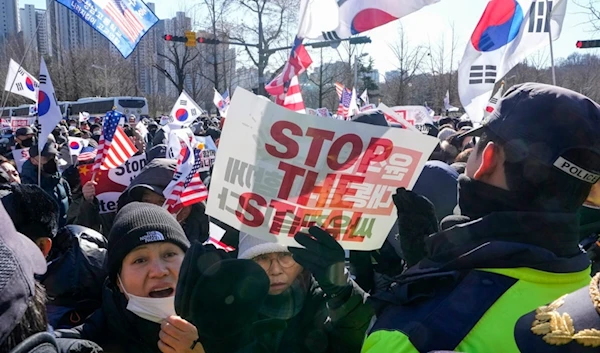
[546,0,557,85]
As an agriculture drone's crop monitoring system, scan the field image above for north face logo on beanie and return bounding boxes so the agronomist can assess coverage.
[140,231,165,243]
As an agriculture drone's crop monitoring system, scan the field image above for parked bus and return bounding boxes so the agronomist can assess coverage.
[67,97,149,119]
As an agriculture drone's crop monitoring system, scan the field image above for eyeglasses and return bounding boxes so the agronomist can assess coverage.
[252,252,296,270]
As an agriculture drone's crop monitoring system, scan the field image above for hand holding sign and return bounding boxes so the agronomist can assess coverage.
[289,226,349,298]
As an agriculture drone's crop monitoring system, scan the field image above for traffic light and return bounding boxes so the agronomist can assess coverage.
[576,40,600,49]
[163,34,186,42]
[185,31,197,47]
[197,37,221,44]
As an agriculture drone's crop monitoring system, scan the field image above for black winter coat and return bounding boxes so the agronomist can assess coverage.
[58,280,162,353]
[40,225,108,329]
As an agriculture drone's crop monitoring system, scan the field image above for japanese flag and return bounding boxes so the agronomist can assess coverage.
[4,59,39,102]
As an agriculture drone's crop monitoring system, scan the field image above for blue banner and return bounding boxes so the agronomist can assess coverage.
[56,0,159,58]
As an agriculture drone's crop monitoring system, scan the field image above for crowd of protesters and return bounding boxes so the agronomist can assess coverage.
[1,82,600,353]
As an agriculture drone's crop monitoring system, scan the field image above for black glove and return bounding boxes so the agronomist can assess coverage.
[289,226,349,298]
[392,187,439,268]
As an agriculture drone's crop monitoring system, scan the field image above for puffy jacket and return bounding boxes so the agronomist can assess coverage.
[40,225,108,329]
[21,159,71,227]
[362,211,591,353]
[57,280,162,353]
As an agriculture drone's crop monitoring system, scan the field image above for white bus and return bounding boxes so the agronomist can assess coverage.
[66,97,149,119]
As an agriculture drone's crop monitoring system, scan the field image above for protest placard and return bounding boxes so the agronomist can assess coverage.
[389,106,435,129]
[10,117,36,130]
[194,136,217,172]
[206,88,439,251]
[316,108,329,117]
[306,108,318,116]
[78,153,147,214]
[360,104,376,112]
[12,148,29,173]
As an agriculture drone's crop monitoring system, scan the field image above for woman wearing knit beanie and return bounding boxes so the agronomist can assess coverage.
[57,202,205,353]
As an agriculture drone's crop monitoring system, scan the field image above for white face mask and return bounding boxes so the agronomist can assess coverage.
[118,276,176,323]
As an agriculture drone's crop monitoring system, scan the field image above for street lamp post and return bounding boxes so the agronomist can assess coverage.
[91,64,109,97]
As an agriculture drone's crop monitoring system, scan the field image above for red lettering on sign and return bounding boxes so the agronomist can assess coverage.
[265,121,301,159]
[277,161,306,200]
[330,174,365,208]
[327,134,363,171]
[357,138,394,173]
[298,171,336,207]
[268,199,298,235]
[236,192,266,227]
[304,128,335,167]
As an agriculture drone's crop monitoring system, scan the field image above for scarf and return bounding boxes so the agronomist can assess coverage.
[259,277,308,320]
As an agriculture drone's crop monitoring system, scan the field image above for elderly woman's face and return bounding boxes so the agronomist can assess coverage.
[118,242,185,298]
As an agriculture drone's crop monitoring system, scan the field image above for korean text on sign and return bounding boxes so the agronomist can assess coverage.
[206,89,438,251]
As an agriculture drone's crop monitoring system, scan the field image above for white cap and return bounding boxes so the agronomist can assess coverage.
[237,232,288,260]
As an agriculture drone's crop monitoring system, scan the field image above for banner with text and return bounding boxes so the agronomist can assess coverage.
[206,88,438,250]
[56,0,159,58]
[10,117,36,130]
[79,153,147,214]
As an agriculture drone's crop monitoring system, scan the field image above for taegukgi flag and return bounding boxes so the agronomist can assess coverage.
[37,57,62,150]
[458,0,567,123]
[298,0,440,41]
[170,91,203,127]
[4,59,39,102]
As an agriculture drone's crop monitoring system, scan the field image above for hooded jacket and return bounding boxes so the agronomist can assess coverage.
[362,177,591,353]
[21,159,71,227]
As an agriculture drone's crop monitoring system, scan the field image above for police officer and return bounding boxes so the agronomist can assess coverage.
[362,83,600,352]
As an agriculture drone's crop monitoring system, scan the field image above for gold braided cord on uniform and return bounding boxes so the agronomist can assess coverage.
[531,274,600,347]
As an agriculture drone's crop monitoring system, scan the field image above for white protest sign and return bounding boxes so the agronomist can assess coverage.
[10,117,36,130]
[194,136,217,172]
[209,222,226,242]
[360,104,376,112]
[316,108,329,117]
[390,106,435,128]
[378,104,420,132]
[206,88,439,251]
[78,153,147,214]
[306,108,318,116]
[12,148,29,173]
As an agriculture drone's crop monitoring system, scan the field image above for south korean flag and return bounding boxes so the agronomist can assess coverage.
[4,59,39,102]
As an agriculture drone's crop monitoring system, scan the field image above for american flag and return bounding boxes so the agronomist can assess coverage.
[78,148,97,163]
[164,147,208,213]
[275,76,305,114]
[93,111,138,172]
[97,0,146,42]
[335,82,344,100]
[337,88,352,118]
[265,38,312,96]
